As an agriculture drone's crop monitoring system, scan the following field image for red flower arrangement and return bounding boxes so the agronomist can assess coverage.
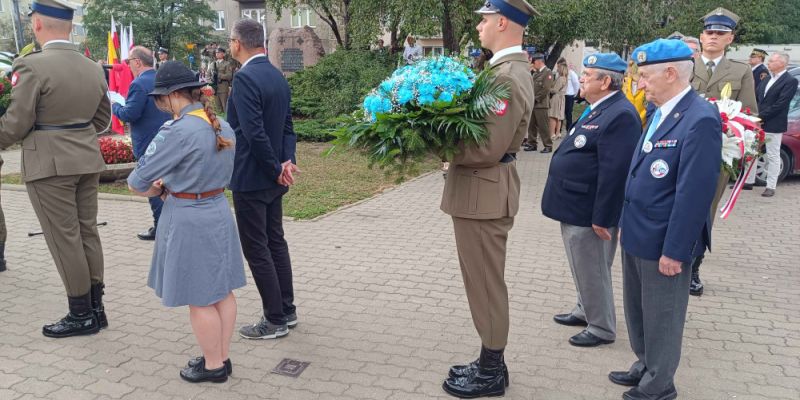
[0,76,12,113]
[98,136,135,164]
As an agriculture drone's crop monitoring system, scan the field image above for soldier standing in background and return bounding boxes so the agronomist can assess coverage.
[689,7,757,297]
[524,52,553,153]
[0,0,111,338]
[214,48,233,113]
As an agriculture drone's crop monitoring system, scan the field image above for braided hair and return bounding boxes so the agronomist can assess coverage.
[177,88,233,151]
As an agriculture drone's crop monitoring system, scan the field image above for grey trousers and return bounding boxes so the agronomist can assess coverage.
[560,223,618,340]
[622,250,691,396]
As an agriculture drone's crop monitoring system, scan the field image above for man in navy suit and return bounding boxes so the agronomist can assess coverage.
[541,53,641,348]
[746,51,798,197]
[112,46,171,240]
[226,19,299,340]
[609,39,721,400]
[749,48,770,89]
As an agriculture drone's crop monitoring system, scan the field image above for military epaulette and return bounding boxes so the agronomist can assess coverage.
[728,59,748,66]
[22,50,42,58]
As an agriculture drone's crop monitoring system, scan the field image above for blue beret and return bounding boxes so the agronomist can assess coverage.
[632,39,694,66]
[583,53,627,73]
[28,0,74,20]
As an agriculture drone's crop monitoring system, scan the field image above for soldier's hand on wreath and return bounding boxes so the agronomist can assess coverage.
[658,255,682,277]
[592,224,612,241]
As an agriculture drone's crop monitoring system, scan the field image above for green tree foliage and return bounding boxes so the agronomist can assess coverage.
[83,0,215,62]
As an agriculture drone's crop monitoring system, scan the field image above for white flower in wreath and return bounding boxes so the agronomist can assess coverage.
[721,133,743,167]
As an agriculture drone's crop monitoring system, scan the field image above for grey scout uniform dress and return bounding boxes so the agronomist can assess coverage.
[127,104,246,307]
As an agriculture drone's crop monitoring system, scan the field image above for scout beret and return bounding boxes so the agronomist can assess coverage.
[28,0,75,21]
[701,7,740,32]
[632,39,694,67]
[583,53,627,73]
[750,48,768,59]
[150,61,205,96]
[475,0,539,27]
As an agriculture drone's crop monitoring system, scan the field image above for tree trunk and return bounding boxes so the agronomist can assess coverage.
[441,0,457,54]
[545,42,564,69]
[342,0,352,50]
[314,4,344,49]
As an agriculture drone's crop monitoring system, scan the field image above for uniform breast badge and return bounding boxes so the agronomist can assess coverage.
[643,141,653,153]
[574,134,587,148]
[650,159,669,178]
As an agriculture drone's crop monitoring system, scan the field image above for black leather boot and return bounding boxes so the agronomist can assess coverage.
[689,256,704,296]
[90,283,108,329]
[448,357,509,387]
[42,293,100,338]
[442,346,506,398]
[0,242,6,272]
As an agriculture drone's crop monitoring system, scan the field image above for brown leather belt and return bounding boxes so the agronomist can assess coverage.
[169,188,225,200]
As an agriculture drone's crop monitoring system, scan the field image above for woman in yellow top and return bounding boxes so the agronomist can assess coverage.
[622,60,647,127]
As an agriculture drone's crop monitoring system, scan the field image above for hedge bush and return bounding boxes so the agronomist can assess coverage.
[289,50,396,120]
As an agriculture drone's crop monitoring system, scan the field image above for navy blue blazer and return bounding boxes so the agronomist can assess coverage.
[226,56,297,192]
[752,64,769,89]
[756,71,799,133]
[541,91,641,228]
[112,69,171,159]
[620,90,722,263]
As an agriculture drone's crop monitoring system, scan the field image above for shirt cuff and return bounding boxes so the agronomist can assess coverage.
[126,168,151,193]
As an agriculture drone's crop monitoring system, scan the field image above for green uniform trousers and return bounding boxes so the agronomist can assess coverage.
[216,81,230,114]
[452,216,514,350]
[528,108,552,148]
[26,173,104,296]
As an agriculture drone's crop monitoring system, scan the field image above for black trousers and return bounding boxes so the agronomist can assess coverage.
[564,95,576,132]
[233,188,295,325]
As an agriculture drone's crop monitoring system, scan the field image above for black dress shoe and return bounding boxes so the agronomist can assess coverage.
[188,357,232,376]
[540,147,552,153]
[42,294,100,338]
[608,370,641,387]
[689,256,703,297]
[137,227,156,241]
[569,330,614,347]
[180,358,228,383]
[442,346,506,398]
[623,385,677,400]
[90,283,108,329]
[523,144,537,152]
[448,359,509,387]
[553,313,588,327]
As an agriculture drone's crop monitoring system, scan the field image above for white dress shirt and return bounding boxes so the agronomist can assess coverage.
[764,69,787,95]
[700,55,724,73]
[489,46,524,65]
[566,69,580,96]
[241,53,266,69]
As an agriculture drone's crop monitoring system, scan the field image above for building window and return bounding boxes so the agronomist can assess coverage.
[242,9,266,25]
[72,24,85,36]
[75,5,84,16]
[424,46,444,56]
[213,10,225,30]
[291,7,315,28]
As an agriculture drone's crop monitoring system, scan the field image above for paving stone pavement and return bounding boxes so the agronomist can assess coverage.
[1,145,799,400]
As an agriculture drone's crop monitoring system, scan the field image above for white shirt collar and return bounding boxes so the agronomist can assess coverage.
[43,40,72,48]
[241,53,266,69]
[655,85,692,129]
[770,69,787,80]
[751,64,763,71]
[589,91,619,109]
[700,54,723,67]
[489,46,524,66]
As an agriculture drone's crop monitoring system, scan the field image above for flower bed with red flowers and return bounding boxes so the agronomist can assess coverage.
[0,75,12,113]
[98,136,135,164]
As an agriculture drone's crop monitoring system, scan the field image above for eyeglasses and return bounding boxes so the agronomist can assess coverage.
[125,58,139,65]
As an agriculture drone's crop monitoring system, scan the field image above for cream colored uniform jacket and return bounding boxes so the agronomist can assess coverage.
[692,56,758,113]
[0,42,110,182]
[441,53,534,220]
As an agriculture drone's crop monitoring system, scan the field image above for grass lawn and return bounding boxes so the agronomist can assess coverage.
[1,142,439,220]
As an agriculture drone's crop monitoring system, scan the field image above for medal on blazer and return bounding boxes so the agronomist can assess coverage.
[643,141,653,153]
[574,134,587,148]
[650,159,669,178]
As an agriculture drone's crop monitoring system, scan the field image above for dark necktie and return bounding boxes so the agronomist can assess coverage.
[706,60,715,79]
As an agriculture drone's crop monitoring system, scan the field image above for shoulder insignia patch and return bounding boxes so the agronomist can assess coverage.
[493,99,509,116]
[760,71,769,80]
[11,72,19,87]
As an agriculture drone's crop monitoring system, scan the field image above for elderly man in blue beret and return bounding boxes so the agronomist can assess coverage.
[541,53,641,348]
[609,39,722,400]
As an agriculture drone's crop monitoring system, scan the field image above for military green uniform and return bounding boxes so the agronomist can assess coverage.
[692,57,758,113]
[215,59,233,113]
[529,65,553,148]
[441,51,533,350]
[0,41,110,298]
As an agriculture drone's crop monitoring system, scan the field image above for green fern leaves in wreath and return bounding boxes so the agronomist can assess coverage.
[331,68,511,176]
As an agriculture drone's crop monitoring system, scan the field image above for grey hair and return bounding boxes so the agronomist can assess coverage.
[773,51,790,65]
[233,19,265,50]
[643,60,694,84]
[682,36,700,49]
[596,70,624,91]
[130,46,154,67]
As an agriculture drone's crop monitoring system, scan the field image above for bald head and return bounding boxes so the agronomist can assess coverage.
[130,46,154,67]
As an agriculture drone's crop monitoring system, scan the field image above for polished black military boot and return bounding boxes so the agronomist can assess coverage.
[43,293,101,338]
[448,356,509,387]
[689,256,704,296]
[442,346,506,398]
[90,283,108,329]
[0,242,6,272]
